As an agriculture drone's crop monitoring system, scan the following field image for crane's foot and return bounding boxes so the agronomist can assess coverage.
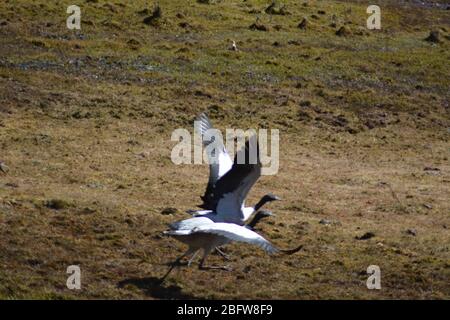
[215,247,231,261]
[160,248,198,283]
[187,251,199,267]
[199,264,233,271]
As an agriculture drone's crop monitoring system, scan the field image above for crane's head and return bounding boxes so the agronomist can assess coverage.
[254,193,281,211]
[255,209,274,218]
[262,193,281,202]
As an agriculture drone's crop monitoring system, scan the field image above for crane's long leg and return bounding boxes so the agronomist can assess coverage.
[198,248,232,271]
[215,247,231,261]
[160,247,197,282]
[187,250,199,267]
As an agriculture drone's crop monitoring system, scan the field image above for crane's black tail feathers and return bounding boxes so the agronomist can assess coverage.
[279,245,303,255]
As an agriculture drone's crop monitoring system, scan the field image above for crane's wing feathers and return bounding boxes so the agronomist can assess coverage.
[194,223,279,254]
[165,220,302,256]
[195,113,233,209]
[211,136,261,223]
[169,216,215,231]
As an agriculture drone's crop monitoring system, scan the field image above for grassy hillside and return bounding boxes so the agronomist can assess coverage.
[0,0,449,299]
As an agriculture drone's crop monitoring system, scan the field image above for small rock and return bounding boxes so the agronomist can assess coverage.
[136,151,149,158]
[423,166,440,171]
[194,90,212,98]
[297,18,308,30]
[127,38,141,46]
[27,258,42,266]
[299,100,312,107]
[81,207,96,214]
[46,199,70,210]
[87,182,104,189]
[422,203,432,210]
[0,161,9,173]
[355,232,375,240]
[5,182,18,188]
[127,139,140,145]
[273,24,283,31]
[298,110,312,121]
[265,1,289,15]
[336,26,351,37]
[287,40,302,46]
[142,5,162,26]
[319,219,331,225]
[249,22,268,31]
[143,16,156,25]
[406,229,417,236]
[161,207,178,215]
[424,30,441,43]
[178,21,191,29]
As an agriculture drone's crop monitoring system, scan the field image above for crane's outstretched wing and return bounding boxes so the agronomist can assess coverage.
[194,113,233,209]
[208,135,261,224]
[194,223,278,254]
[165,222,303,256]
[168,216,215,231]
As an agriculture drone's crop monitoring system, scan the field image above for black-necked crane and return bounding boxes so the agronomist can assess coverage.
[188,113,280,226]
[162,136,301,281]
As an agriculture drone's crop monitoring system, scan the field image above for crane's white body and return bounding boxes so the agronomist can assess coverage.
[191,113,261,225]
[166,217,279,256]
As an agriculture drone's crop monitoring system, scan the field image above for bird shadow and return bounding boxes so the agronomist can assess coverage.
[117,276,197,299]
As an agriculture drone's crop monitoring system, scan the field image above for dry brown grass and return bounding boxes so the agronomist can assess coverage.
[0,0,449,299]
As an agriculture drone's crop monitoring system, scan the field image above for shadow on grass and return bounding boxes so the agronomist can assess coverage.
[118,277,197,299]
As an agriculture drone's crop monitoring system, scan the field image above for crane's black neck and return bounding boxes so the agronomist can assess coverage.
[254,195,270,211]
[247,213,264,229]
